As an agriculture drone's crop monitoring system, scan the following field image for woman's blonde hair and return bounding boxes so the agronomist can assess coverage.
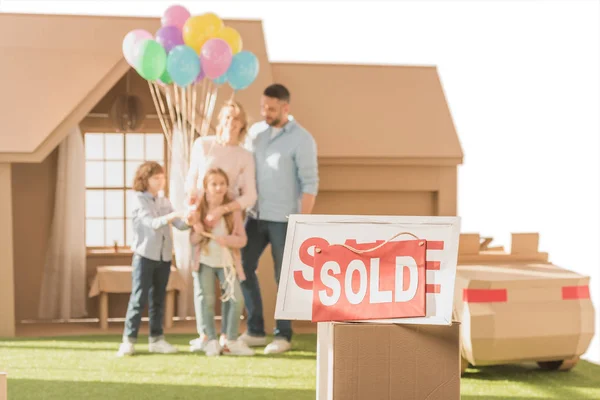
[216,100,249,144]
[132,161,164,192]
[196,168,234,251]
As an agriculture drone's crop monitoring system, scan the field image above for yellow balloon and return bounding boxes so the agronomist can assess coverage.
[183,13,224,53]
[216,26,243,54]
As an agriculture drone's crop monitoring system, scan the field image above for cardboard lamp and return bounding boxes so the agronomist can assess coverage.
[275,214,462,400]
[455,233,595,374]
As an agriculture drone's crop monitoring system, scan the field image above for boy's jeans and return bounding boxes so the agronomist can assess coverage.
[123,254,171,343]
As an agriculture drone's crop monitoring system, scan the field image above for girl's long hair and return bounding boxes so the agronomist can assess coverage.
[196,168,234,251]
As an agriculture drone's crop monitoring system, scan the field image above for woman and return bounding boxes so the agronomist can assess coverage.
[185,100,257,351]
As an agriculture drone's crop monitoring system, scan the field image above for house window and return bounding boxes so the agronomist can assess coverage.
[84,132,165,248]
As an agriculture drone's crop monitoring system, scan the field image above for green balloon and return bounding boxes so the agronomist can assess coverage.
[160,68,172,84]
[137,40,167,81]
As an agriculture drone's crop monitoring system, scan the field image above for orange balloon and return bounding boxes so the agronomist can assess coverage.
[183,13,224,53]
[216,26,243,54]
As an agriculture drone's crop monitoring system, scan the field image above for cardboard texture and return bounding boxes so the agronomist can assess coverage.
[455,233,595,368]
[0,164,15,337]
[0,373,6,400]
[316,322,460,400]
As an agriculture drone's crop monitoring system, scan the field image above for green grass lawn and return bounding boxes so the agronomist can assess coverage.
[0,334,599,399]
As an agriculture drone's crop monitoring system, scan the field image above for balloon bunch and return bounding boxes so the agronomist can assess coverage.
[122,4,260,155]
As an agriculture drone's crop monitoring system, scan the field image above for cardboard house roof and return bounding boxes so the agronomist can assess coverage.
[272,63,463,162]
[0,13,463,165]
[0,13,269,163]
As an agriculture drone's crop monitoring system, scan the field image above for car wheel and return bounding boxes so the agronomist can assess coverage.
[537,356,579,371]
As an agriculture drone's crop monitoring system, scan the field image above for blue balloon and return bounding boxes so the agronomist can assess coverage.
[166,45,200,87]
[213,73,228,85]
[226,51,259,91]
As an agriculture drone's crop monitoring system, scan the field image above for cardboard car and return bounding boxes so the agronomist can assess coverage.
[454,233,595,374]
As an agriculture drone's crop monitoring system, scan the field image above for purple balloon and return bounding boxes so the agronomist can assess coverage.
[200,38,233,79]
[156,26,184,54]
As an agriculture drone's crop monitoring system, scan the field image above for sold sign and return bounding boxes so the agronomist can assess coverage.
[311,239,427,322]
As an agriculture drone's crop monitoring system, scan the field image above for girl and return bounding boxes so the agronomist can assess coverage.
[189,168,254,356]
[117,161,190,357]
[186,101,256,349]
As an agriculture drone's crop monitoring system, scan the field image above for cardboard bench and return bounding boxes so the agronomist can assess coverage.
[276,215,462,400]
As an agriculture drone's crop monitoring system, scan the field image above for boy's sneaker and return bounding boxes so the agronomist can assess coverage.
[204,339,221,357]
[264,338,292,355]
[223,339,255,356]
[189,337,207,352]
[238,332,267,347]
[148,339,178,354]
[116,342,135,357]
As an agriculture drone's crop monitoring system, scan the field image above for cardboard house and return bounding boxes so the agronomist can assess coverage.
[0,12,463,337]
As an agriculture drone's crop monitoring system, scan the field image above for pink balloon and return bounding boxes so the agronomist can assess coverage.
[200,38,233,79]
[161,5,191,30]
[122,29,153,66]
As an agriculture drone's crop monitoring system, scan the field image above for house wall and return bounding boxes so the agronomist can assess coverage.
[11,151,457,324]
[12,149,58,321]
[0,163,16,336]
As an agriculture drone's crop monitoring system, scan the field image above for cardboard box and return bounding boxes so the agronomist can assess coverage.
[317,322,460,400]
[510,232,539,255]
[458,233,480,255]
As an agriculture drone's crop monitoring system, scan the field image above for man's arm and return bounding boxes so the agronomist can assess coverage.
[295,134,319,214]
[301,193,316,214]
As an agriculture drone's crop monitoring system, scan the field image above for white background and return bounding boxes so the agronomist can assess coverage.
[2,0,598,362]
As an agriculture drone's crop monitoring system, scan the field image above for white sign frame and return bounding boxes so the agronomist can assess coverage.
[275,214,461,325]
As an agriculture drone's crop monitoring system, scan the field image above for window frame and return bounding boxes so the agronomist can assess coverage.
[82,127,169,250]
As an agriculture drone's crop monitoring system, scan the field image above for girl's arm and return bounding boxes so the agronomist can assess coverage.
[219,211,247,249]
[189,223,204,244]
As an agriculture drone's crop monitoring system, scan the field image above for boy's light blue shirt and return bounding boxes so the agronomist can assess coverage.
[130,191,189,262]
[246,118,319,222]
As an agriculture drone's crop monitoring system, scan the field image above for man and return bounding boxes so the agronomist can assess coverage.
[239,83,319,354]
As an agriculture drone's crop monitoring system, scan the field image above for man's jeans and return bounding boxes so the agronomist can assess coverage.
[240,218,292,341]
[192,264,244,340]
[123,254,171,343]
